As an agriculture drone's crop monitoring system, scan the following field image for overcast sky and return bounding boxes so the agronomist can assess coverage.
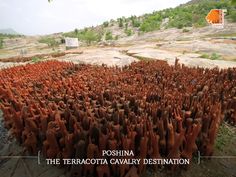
[0,0,190,35]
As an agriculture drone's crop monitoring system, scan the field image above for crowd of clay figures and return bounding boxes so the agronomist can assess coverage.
[0,60,235,177]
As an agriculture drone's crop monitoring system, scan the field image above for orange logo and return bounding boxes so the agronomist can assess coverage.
[206,9,226,26]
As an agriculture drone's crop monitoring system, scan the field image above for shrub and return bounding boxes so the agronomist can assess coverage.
[103,21,109,27]
[125,23,128,30]
[74,28,78,34]
[200,53,221,60]
[118,18,123,28]
[215,124,233,151]
[0,38,3,49]
[125,29,133,36]
[109,19,115,26]
[132,20,141,27]
[210,53,221,60]
[229,11,236,22]
[139,13,162,32]
[200,53,210,59]
[31,57,42,63]
[182,28,190,33]
[60,38,65,44]
[38,37,59,48]
[140,21,160,32]
[168,11,192,29]
[64,28,102,45]
[105,31,113,40]
[80,30,101,45]
[130,16,141,27]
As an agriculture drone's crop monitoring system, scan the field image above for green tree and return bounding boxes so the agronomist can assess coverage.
[125,23,128,30]
[74,28,78,35]
[80,30,101,45]
[103,21,109,27]
[118,18,123,28]
[130,16,140,27]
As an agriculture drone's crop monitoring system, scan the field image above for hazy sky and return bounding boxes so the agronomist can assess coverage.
[0,0,190,35]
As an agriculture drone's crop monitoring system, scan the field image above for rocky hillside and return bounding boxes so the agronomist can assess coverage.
[61,0,235,45]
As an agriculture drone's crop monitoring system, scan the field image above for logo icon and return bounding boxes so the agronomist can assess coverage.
[206,9,227,28]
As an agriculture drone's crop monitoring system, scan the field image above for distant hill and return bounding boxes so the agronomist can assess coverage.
[0,28,19,35]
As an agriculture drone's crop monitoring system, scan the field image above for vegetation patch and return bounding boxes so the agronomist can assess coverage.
[137,0,234,32]
[64,28,102,45]
[118,18,124,28]
[134,55,154,61]
[215,124,234,151]
[0,33,23,49]
[229,10,236,22]
[210,53,221,60]
[31,56,42,63]
[183,28,190,33]
[0,33,23,39]
[103,21,109,27]
[124,29,133,36]
[105,31,113,40]
[0,38,3,49]
[38,37,60,48]
[130,16,141,27]
[200,53,221,60]
[140,14,161,32]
